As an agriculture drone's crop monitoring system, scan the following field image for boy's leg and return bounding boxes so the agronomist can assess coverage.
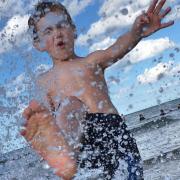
[21,100,78,179]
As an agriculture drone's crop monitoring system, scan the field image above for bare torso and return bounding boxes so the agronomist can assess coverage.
[38,58,118,114]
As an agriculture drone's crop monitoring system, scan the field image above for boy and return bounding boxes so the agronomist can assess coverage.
[21,0,174,179]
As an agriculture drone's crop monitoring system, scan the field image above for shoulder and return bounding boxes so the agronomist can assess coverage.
[36,71,51,88]
[86,50,105,63]
[85,50,111,70]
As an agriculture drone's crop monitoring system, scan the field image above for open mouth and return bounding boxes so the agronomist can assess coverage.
[57,41,65,48]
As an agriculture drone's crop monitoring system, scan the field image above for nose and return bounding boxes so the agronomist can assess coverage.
[54,28,62,39]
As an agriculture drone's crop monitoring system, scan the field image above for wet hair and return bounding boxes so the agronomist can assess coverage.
[28,1,75,41]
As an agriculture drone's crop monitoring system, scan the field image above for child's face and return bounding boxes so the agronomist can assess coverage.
[35,11,75,61]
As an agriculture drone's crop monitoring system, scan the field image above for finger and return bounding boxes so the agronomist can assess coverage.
[147,0,158,14]
[29,99,40,110]
[20,125,27,136]
[160,7,171,19]
[22,107,29,119]
[140,14,150,24]
[20,129,27,136]
[24,116,38,141]
[160,20,174,29]
[22,107,34,120]
[154,0,166,14]
[29,99,48,113]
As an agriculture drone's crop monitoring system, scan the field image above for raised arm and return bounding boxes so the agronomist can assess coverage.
[86,0,174,70]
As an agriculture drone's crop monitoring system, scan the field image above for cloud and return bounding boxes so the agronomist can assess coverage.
[63,0,93,17]
[0,0,93,19]
[98,0,149,17]
[98,0,178,18]
[0,0,42,19]
[163,3,180,21]
[89,37,116,52]
[0,0,93,54]
[76,0,148,46]
[0,0,26,18]
[76,8,140,46]
[170,63,180,76]
[123,37,175,64]
[77,0,179,47]
[137,61,180,84]
[5,63,51,98]
[5,73,29,98]
[0,15,30,54]
[0,0,94,17]
[0,0,40,54]
[34,63,52,75]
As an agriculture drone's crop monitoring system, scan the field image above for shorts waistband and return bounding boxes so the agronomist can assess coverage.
[84,112,124,125]
[85,112,120,117]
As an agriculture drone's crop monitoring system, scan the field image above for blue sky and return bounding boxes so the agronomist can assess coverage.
[0,0,180,153]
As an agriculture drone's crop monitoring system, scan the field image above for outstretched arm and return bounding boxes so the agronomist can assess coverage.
[86,0,174,70]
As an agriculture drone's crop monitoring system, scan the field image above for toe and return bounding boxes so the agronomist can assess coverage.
[20,129,27,136]
[29,99,40,110]
[23,116,39,141]
[22,107,33,120]
[29,99,49,113]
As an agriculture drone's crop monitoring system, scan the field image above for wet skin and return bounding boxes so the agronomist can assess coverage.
[22,0,174,179]
[22,97,85,179]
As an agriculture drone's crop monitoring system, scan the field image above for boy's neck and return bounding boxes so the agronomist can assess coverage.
[51,52,79,67]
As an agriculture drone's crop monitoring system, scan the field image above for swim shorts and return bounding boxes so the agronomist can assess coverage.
[77,113,144,180]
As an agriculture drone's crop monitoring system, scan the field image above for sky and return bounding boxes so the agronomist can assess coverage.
[0,0,180,153]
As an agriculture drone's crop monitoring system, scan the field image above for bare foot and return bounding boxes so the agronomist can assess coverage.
[21,100,77,180]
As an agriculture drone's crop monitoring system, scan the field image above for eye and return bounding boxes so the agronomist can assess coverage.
[56,22,63,29]
[56,21,69,29]
[43,28,53,35]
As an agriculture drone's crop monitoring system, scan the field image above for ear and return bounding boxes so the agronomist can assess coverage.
[33,40,46,52]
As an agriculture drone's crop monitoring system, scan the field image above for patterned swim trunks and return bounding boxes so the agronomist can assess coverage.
[77,113,144,180]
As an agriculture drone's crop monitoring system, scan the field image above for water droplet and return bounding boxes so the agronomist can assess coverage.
[169,53,174,58]
[120,8,128,15]
[42,162,50,169]
[159,87,164,93]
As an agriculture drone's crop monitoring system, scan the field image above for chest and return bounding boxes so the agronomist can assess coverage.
[44,63,104,107]
[48,63,103,90]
